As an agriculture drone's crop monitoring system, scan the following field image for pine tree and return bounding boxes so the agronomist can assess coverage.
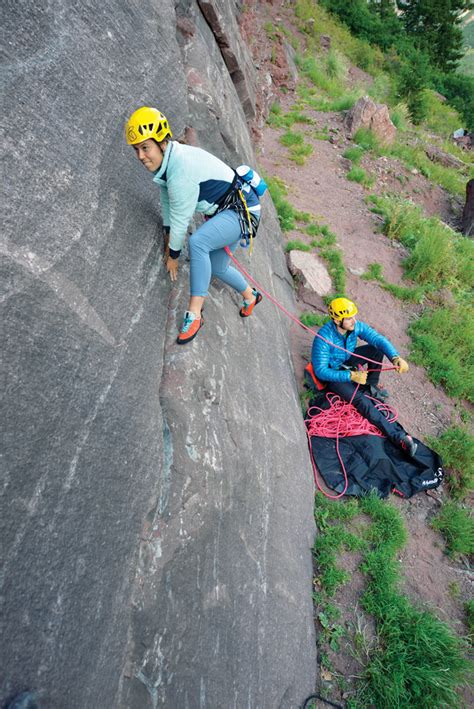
[398,0,474,72]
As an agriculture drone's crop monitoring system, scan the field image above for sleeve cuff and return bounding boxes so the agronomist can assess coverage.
[169,248,181,259]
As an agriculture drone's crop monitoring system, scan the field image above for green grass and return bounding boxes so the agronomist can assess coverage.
[294,0,384,75]
[362,263,426,303]
[319,246,346,294]
[390,104,409,131]
[353,127,380,152]
[343,146,366,164]
[313,493,471,707]
[285,240,311,252]
[408,306,474,402]
[280,130,304,147]
[279,130,314,164]
[431,502,474,558]
[422,90,465,137]
[265,175,299,231]
[382,141,468,197]
[300,312,328,328]
[347,166,375,188]
[367,194,474,292]
[426,425,474,501]
[466,600,474,645]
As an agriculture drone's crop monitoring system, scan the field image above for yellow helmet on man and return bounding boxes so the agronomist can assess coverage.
[328,297,358,321]
[125,106,172,145]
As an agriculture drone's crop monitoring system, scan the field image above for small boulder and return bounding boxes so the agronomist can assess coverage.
[287,251,332,296]
[345,96,396,145]
[320,35,331,50]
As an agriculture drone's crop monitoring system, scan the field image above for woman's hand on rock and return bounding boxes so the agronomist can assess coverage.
[166,256,179,282]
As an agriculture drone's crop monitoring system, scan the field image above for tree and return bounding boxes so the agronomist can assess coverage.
[398,48,431,123]
[398,0,474,72]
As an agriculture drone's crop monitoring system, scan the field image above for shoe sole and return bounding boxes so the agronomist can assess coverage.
[176,318,204,345]
[239,292,263,318]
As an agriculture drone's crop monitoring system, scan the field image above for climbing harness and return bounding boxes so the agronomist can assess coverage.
[215,166,266,254]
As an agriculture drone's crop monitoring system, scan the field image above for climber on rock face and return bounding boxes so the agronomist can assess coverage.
[311,297,418,457]
[125,106,264,345]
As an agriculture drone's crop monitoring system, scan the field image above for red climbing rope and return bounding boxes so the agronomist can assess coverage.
[305,390,398,499]
[224,247,397,369]
[225,248,401,498]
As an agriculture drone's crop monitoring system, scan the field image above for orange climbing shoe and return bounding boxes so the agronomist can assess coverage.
[177,311,204,344]
[239,289,262,318]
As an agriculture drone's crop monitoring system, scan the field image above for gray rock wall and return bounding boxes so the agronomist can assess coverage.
[1,1,316,707]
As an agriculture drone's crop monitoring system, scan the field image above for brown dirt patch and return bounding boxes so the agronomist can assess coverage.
[244,1,471,704]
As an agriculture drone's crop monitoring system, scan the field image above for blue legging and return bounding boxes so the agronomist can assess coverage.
[188,210,249,297]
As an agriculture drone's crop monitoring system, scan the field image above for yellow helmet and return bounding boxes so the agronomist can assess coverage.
[328,297,358,321]
[125,106,172,145]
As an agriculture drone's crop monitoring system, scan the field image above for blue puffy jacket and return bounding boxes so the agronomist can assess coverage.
[311,320,399,383]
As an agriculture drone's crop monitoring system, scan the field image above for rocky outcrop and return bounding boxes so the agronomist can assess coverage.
[1,1,316,707]
[345,96,396,145]
[461,179,474,237]
[287,251,332,297]
[425,145,465,170]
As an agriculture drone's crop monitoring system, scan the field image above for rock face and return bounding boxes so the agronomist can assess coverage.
[1,1,316,707]
[345,96,396,145]
[287,251,333,296]
[461,179,474,237]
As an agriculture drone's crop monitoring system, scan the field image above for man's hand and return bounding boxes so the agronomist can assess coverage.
[392,356,409,374]
[166,256,179,282]
[350,370,368,385]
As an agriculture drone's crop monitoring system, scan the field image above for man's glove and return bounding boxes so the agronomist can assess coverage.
[392,356,409,374]
[350,370,368,385]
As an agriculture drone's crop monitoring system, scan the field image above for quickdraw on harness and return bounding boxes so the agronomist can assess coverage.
[215,165,266,254]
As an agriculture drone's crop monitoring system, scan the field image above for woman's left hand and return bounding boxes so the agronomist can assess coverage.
[166,256,179,282]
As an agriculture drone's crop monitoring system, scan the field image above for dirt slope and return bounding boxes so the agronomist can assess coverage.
[243,0,472,703]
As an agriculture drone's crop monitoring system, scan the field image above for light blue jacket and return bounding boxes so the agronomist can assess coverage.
[311,320,399,383]
[153,141,260,254]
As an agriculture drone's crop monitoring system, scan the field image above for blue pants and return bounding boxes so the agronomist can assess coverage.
[188,210,249,297]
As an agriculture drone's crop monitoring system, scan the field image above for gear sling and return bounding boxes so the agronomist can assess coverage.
[214,165,267,253]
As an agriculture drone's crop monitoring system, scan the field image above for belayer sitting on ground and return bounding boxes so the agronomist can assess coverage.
[311,297,418,457]
[125,106,264,344]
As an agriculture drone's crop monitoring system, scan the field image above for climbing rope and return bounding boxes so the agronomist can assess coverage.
[305,389,398,499]
[224,247,397,369]
[225,248,401,498]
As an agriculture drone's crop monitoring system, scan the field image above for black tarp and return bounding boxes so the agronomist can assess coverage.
[306,405,444,498]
